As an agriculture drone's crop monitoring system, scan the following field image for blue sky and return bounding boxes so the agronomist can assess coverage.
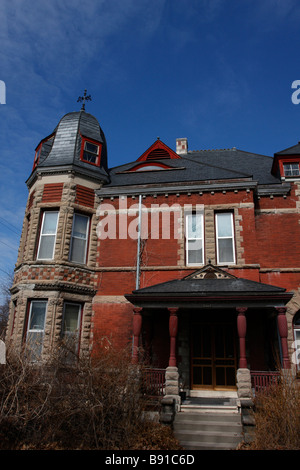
[0,0,300,297]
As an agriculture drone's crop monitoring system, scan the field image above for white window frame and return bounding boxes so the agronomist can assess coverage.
[283,162,300,177]
[69,213,90,264]
[37,210,59,260]
[82,140,100,165]
[61,302,82,358]
[185,212,204,266]
[215,212,236,265]
[293,313,300,372]
[26,300,47,361]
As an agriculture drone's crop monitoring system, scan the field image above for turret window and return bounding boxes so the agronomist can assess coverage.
[80,137,101,166]
[37,211,59,260]
[69,213,90,264]
[25,300,47,361]
[61,302,82,361]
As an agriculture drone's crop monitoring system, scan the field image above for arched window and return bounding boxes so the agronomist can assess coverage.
[293,311,300,371]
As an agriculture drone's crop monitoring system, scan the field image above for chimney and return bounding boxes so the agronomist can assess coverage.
[176,138,188,155]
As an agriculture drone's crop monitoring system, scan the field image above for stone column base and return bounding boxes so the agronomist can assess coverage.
[164,366,181,412]
[237,368,252,400]
[236,368,255,443]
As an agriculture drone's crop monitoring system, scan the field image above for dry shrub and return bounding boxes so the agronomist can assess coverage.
[248,370,300,450]
[0,344,181,450]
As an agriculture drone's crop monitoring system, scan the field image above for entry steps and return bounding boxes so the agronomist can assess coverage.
[173,397,243,450]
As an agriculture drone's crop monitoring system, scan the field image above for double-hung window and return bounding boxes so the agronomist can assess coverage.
[69,214,90,264]
[186,213,204,265]
[25,300,47,361]
[283,162,300,177]
[215,212,235,264]
[80,137,101,166]
[37,211,59,260]
[61,302,82,360]
[293,312,300,373]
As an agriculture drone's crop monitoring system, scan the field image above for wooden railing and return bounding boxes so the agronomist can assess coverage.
[251,371,281,393]
[142,368,165,397]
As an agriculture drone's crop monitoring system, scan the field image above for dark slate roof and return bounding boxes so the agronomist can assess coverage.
[125,267,292,307]
[275,142,300,155]
[129,277,286,296]
[29,111,109,183]
[104,148,280,189]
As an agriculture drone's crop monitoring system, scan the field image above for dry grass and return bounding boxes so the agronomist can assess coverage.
[0,344,182,450]
[246,370,300,450]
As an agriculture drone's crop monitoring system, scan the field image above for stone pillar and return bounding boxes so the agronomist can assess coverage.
[132,307,142,364]
[276,307,291,369]
[168,307,178,367]
[237,307,248,368]
[164,308,180,411]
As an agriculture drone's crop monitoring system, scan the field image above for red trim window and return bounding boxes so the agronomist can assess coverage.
[80,136,102,167]
[32,133,55,171]
[283,162,300,177]
[32,144,42,170]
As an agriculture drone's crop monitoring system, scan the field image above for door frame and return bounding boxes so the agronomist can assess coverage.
[191,319,237,391]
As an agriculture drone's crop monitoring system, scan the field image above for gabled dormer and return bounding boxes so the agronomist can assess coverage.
[123,138,181,172]
[137,138,181,162]
[272,142,300,181]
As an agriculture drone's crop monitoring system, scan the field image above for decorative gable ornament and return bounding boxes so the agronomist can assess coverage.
[183,261,236,280]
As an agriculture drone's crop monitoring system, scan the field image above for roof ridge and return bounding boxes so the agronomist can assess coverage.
[188,147,236,153]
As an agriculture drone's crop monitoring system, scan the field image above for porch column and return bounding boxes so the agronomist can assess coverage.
[132,307,142,364]
[237,307,248,369]
[168,307,178,367]
[276,307,290,369]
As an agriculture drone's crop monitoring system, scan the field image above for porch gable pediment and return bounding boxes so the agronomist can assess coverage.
[125,263,292,309]
[183,263,236,281]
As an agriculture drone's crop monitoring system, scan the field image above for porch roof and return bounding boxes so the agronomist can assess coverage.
[125,265,293,309]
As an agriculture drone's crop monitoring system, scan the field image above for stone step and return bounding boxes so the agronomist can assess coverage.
[174,418,241,433]
[177,410,241,422]
[174,429,242,445]
[181,405,239,413]
[173,399,243,450]
[177,440,240,451]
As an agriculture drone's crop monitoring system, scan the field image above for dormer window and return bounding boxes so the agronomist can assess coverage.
[33,145,42,170]
[283,162,300,177]
[80,137,101,166]
[129,162,174,172]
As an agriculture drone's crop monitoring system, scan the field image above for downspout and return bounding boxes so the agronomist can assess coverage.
[136,194,142,290]
[132,194,142,361]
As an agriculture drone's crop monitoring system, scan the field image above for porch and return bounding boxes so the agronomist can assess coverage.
[141,368,282,398]
[126,264,293,405]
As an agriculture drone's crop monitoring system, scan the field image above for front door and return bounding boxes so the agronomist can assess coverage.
[191,322,237,390]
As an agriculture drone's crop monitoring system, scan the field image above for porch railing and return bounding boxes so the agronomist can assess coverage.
[142,368,165,397]
[251,370,281,393]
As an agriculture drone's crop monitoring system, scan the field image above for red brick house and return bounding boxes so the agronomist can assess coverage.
[6,109,300,408]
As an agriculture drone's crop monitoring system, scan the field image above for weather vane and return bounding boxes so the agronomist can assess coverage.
[77,89,92,111]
